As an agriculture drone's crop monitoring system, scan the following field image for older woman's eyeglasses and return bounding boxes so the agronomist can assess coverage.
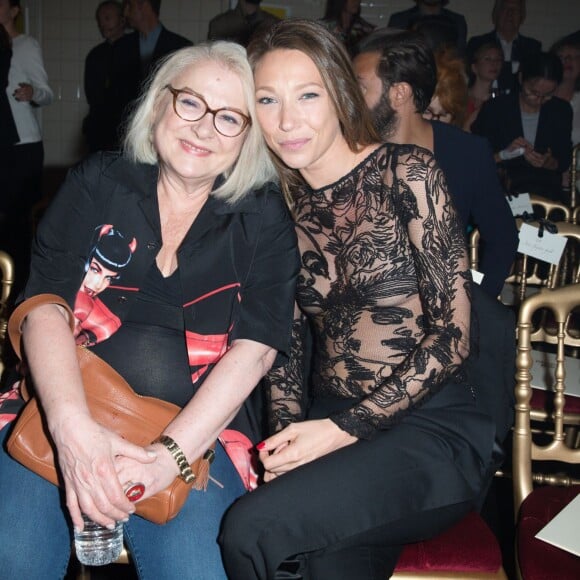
[165,85,251,138]
[423,107,453,123]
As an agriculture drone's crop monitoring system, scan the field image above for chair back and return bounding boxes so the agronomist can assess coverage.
[503,221,580,305]
[570,143,579,209]
[0,251,15,372]
[468,227,480,272]
[512,284,580,515]
[529,194,572,223]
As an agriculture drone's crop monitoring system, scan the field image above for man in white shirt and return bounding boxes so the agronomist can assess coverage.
[0,0,53,296]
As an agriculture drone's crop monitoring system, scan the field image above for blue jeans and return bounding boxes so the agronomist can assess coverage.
[0,424,245,580]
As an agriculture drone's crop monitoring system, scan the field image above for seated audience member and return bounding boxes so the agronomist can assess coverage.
[83,1,126,152]
[0,42,298,579]
[354,30,518,299]
[467,0,541,97]
[321,0,375,56]
[424,48,468,129]
[465,40,503,130]
[221,19,501,579]
[472,52,572,202]
[388,0,467,55]
[207,0,278,47]
[551,34,580,190]
[551,35,580,145]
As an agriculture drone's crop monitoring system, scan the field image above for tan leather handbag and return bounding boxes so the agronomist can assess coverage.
[6,294,215,525]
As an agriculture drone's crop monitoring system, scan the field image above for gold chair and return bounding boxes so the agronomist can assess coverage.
[502,220,580,306]
[528,194,571,223]
[468,227,480,272]
[391,509,508,579]
[512,284,580,580]
[0,251,15,376]
[569,143,579,210]
[573,206,580,226]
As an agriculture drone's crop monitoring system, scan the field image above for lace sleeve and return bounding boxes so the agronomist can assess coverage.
[331,147,472,439]
[263,302,309,433]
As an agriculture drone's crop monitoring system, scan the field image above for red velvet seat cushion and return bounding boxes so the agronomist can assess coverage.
[517,485,580,580]
[530,388,580,414]
[394,511,502,572]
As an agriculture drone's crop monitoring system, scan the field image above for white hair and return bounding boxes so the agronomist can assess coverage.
[123,42,277,202]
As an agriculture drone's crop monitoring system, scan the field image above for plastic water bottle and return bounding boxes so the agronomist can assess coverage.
[74,515,123,566]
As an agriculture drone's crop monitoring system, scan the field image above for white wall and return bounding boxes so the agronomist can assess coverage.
[19,0,580,167]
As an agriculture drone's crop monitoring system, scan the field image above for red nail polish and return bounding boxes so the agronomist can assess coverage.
[256,441,266,450]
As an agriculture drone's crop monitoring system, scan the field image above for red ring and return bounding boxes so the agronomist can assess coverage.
[124,482,145,502]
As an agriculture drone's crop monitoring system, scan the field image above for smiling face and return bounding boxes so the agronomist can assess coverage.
[254,49,346,185]
[519,77,557,113]
[153,60,248,191]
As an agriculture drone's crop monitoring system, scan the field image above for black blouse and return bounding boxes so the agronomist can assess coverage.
[265,144,472,440]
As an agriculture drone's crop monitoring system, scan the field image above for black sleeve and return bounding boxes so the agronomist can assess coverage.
[469,139,518,298]
[231,187,300,363]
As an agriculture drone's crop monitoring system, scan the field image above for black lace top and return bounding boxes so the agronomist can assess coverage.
[264,144,472,440]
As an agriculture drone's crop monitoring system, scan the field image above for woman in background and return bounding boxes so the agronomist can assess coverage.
[472,51,572,201]
[423,48,468,128]
[321,0,374,55]
[465,40,503,130]
[551,34,580,191]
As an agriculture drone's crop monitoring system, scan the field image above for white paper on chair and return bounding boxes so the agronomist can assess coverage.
[507,193,534,217]
[535,493,580,556]
[531,349,580,398]
[518,223,568,265]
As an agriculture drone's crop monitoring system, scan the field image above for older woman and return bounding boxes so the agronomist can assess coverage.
[0,42,298,579]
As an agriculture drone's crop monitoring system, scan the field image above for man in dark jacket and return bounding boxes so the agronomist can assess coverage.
[83,1,126,152]
[114,0,191,126]
[467,0,541,96]
[353,30,518,300]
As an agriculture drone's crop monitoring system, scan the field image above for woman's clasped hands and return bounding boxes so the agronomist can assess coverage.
[52,412,157,532]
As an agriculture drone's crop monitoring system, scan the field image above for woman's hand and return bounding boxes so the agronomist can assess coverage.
[508,137,532,152]
[114,442,182,504]
[52,414,157,531]
[258,419,357,482]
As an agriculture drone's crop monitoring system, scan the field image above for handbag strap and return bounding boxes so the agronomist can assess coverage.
[8,294,75,360]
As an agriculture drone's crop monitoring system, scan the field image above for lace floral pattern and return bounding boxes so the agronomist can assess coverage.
[265,144,472,439]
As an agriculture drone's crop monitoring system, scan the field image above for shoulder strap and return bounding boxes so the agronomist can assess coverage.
[8,294,75,360]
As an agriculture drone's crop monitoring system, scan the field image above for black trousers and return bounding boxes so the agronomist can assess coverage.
[219,382,495,580]
[0,141,44,297]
